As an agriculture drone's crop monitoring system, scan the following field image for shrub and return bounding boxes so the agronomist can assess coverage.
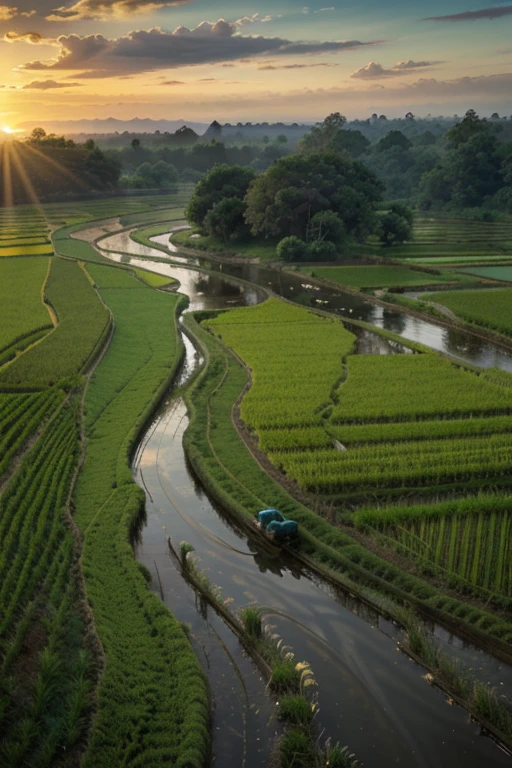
[279,728,315,768]
[307,239,338,262]
[269,660,300,692]
[278,696,313,726]
[277,236,309,263]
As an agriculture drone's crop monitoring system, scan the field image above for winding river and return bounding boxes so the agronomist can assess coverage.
[75,221,512,767]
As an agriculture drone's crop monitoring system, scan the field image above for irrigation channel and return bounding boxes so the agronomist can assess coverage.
[75,222,512,767]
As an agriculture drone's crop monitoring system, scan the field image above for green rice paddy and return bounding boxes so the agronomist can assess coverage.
[301,265,453,289]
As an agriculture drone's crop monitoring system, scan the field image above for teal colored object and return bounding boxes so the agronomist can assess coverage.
[257,509,285,529]
[267,520,299,541]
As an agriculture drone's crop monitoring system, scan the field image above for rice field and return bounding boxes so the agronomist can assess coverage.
[0,244,53,257]
[300,265,454,289]
[0,257,53,363]
[208,297,512,607]
[206,298,355,429]
[427,287,512,337]
[0,258,110,389]
[455,266,512,282]
[355,495,512,597]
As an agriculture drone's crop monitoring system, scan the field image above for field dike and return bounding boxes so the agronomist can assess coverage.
[180,308,512,749]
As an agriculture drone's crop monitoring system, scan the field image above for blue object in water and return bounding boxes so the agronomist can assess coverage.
[257,509,285,529]
[267,519,299,541]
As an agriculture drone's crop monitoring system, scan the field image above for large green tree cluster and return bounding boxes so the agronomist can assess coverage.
[421,110,509,210]
[185,124,390,259]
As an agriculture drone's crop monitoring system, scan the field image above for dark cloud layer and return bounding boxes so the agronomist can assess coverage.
[19,20,383,77]
[423,4,512,22]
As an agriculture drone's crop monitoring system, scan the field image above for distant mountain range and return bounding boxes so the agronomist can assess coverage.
[15,117,211,135]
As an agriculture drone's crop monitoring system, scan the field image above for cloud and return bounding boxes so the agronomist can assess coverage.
[351,59,441,79]
[22,78,83,88]
[0,5,18,19]
[4,31,46,44]
[19,21,383,77]
[258,62,339,70]
[422,4,512,22]
[47,0,191,21]
[159,79,184,85]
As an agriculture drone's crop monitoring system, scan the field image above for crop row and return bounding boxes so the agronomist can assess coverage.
[0,404,78,639]
[271,432,512,492]
[354,496,512,597]
[0,402,95,767]
[0,388,65,477]
[75,264,209,767]
[0,258,110,390]
[331,354,512,423]
[260,413,512,453]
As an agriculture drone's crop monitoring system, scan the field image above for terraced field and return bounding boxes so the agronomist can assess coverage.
[207,297,512,611]
[391,216,512,265]
[0,258,110,390]
[456,266,512,282]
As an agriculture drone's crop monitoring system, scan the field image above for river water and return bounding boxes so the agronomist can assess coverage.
[77,224,512,767]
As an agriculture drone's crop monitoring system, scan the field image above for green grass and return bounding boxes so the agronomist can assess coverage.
[74,263,209,768]
[428,287,512,337]
[0,258,110,390]
[0,257,53,360]
[172,228,278,260]
[0,244,53,257]
[300,265,453,289]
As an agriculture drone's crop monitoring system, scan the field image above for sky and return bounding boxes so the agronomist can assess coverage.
[1,0,512,128]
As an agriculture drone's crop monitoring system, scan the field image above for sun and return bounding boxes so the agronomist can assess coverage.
[2,125,19,134]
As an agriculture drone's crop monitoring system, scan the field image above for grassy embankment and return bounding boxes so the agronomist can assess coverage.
[74,263,209,768]
[182,302,512,655]
[0,252,111,767]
